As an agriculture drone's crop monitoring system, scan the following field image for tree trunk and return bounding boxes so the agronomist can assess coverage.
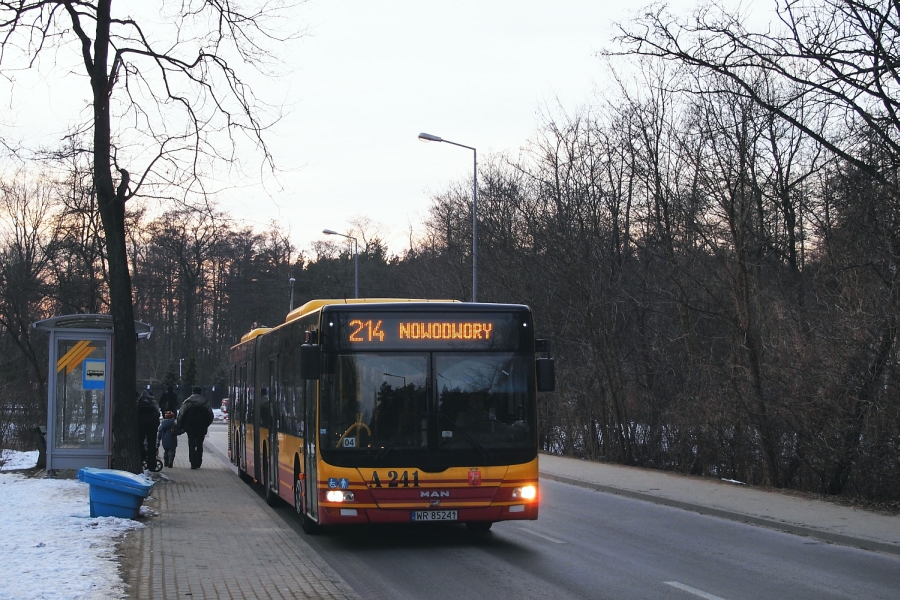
[90,1,140,473]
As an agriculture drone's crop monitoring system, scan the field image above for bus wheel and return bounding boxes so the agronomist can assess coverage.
[300,513,320,535]
[465,521,493,532]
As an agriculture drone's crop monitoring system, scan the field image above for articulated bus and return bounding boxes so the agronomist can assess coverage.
[228,299,555,533]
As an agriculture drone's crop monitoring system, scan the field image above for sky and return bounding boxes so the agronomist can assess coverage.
[0,0,711,255]
[260,0,639,254]
[0,450,144,599]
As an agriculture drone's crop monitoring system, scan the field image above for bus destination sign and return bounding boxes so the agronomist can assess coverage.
[349,319,494,343]
[334,311,521,351]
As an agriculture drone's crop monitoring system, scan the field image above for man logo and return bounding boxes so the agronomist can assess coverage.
[421,490,450,498]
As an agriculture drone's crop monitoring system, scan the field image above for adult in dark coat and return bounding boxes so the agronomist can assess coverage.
[136,391,161,468]
[158,385,179,414]
[176,386,214,469]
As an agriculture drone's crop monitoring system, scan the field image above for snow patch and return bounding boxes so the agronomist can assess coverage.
[0,450,146,599]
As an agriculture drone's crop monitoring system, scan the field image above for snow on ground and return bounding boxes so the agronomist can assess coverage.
[1,449,39,470]
[0,450,146,600]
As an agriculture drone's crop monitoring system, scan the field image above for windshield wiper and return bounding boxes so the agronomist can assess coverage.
[438,414,493,462]
[375,411,428,461]
[374,439,398,460]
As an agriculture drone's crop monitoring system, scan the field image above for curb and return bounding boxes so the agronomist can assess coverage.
[540,471,900,557]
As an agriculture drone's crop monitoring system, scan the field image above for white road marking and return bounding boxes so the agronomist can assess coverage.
[664,581,727,600]
[517,527,566,544]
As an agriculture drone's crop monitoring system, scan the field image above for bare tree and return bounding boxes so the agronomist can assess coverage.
[0,1,298,471]
[614,1,900,182]
[48,138,109,314]
[614,0,900,495]
[0,176,55,446]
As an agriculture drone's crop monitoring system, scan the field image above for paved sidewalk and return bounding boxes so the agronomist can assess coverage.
[119,434,359,600]
[539,453,900,556]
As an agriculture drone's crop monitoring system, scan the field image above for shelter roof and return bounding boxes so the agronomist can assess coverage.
[32,314,153,339]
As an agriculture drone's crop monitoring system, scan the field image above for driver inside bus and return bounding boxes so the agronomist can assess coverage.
[456,393,489,428]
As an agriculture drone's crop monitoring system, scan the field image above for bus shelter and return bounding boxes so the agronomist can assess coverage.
[32,314,152,472]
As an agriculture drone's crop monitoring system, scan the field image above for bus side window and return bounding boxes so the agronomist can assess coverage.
[260,385,271,424]
[284,346,296,435]
[300,344,320,380]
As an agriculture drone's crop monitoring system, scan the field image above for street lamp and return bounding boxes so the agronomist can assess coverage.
[323,229,358,298]
[418,132,478,302]
[383,372,406,387]
[289,276,296,311]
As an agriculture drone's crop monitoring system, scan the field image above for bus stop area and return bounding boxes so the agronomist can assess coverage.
[119,425,900,599]
[118,424,360,600]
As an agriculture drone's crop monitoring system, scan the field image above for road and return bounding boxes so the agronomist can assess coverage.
[206,423,900,599]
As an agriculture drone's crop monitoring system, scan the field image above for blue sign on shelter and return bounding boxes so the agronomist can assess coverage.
[83,359,106,390]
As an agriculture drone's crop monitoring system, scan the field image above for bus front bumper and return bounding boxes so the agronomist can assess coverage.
[318,502,538,525]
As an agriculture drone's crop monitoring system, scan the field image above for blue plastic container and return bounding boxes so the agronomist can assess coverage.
[77,467,154,519]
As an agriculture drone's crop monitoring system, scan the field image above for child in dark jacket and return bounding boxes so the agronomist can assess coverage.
[157,411,182,468]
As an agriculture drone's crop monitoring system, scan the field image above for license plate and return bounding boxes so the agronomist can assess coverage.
[411,510,458,522]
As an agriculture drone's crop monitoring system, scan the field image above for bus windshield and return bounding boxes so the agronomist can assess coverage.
[324,353,429,452]
[320,351,536,468]
[435,353,533,451]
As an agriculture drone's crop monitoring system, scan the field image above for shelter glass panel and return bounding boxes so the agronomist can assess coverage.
[54,339,107,448]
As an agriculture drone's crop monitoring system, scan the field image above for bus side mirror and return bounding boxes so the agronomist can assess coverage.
[536,358,555,392]
[300,344,321,380]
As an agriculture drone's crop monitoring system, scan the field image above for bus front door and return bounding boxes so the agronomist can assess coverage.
[267,356,279,500]
[304,378,318,522]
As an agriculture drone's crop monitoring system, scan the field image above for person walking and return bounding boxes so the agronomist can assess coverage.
[157,411,181,468]
[176,386,214,469]
[136,390,161,469]
[159,384,179,415]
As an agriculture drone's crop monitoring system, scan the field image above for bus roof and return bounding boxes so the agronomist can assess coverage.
[239,327,272,343]
[284,298,460,325]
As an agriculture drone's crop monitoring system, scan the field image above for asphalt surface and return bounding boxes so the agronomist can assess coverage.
[538,453,900,556]
[282,477,900,600]
[118,423,900,598]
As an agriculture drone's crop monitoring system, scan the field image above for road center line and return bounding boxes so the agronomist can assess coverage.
[517,527,566,544]
[664,581,727,600]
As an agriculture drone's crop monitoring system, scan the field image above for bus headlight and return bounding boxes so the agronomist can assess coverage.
[512,485,537,500]
[326,490,355,503]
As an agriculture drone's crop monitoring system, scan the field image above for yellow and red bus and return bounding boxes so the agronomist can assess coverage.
[228,299,555,533]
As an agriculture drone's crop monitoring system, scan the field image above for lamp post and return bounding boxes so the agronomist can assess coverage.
[418,132,478,302]
[323,229,358,298]
[289,276,296,311]
[383,372,406,387]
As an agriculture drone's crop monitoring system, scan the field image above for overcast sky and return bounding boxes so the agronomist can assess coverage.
[2,0,708,256]
[226,0,689,255]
